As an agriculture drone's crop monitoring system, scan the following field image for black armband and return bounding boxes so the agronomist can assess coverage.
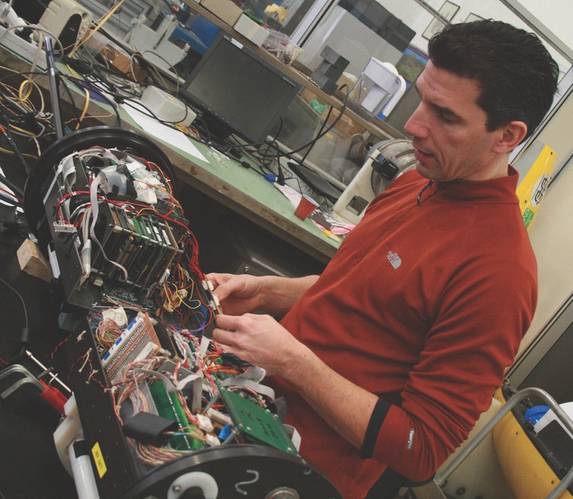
[361,397,391,458]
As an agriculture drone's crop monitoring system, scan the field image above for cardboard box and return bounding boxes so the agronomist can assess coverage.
[100,44,145,82]
[233,14,269,47]
[200,0,243,27]
[17,239,52,282]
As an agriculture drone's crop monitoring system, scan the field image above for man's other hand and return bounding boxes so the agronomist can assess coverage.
[206,273,263,315]
[212,313,307,378]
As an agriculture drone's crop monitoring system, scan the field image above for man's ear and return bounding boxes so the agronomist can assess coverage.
[493,120,528,153]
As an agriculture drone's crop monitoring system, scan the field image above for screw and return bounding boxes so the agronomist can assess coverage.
[172,484,182,492]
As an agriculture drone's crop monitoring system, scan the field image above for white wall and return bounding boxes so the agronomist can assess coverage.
[519,0,573,50]
[517,89,573,352]
[373,0,572,74]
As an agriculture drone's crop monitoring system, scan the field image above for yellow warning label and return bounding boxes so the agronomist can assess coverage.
[516,145,556,230]
[91,442,108,478]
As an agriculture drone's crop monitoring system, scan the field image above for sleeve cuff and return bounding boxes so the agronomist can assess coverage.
[361,397,391,458]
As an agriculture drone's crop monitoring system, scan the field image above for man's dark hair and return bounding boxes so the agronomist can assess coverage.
[428,20,559,140]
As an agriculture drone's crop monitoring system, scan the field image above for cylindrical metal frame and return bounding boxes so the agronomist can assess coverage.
[24,126,176,245]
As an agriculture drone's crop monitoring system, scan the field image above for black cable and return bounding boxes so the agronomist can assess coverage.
[0,275,30,353]
[273,118,285,184]
[0,71,47,84]
[0,70,56,144]
[220,86,350,165]
[300,103,334,165]
[0,118,32,175]
[0,276,29,329]
[65,65,188,130]
[257,84,351,162]
[90,67,141,99]
[58,76,82,131]
[284,175,305,195]
[63,75,122,127]
[122,97,190,127]
[0,172,24,198]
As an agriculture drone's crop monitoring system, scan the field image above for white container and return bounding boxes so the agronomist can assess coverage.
[359,58,406,118]
[234,14,269,47]
[38,0,91,45]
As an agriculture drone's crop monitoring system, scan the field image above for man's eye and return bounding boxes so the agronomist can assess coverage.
[439,110,457,122]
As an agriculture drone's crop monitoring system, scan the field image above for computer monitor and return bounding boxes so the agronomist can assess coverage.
[182,34,300,144]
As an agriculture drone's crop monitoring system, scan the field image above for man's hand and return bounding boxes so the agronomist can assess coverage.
[207,273,320,317]
[207,273,264,315]
[212,313,309,378]
[213,312,377,449]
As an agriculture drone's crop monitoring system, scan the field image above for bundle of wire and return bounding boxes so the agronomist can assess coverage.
[0,65,53,163]
[52,146,212,327]
[104,319,252,466]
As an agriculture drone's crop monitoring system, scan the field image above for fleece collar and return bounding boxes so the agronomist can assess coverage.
[418,166,519,204]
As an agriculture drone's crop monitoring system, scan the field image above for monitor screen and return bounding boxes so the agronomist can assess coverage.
[182,35,300,144]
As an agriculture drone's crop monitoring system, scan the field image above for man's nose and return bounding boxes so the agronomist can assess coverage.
[404,104,429,139]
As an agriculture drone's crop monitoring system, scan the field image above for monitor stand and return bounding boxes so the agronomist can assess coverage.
[199,113,234,144]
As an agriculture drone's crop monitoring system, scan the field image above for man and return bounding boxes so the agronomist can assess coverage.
[209,21,559,498]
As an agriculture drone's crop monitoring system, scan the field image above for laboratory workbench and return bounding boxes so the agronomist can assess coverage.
[0,47,341,266]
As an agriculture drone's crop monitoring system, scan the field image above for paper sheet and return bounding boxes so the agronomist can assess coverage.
[121,104,207,163]
[274,182,302,208]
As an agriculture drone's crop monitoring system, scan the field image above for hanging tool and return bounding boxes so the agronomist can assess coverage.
[44,36,65,139]
[0,363,68,414]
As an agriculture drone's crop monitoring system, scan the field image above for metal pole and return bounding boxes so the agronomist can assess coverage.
[25,349,72,395]
[44,36,64,139]
[548,466,573,499]
[434,386,573,497]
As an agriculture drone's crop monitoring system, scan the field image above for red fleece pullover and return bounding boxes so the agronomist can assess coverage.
[276,167,537,498]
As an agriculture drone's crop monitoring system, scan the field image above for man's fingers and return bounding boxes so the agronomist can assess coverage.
[212,327,238,347]
[212,279,244,302]
[206,273,231,288]
[215,314,243,331]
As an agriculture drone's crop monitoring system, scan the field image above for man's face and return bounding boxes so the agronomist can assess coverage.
[404,61,504,182]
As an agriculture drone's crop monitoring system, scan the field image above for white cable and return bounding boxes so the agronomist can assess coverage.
[87,175,129,281]
[89,174,101,239]
[0,25,65,54]
[69,202,90,222]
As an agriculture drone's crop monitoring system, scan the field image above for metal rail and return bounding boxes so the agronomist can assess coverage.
[434,386,573,499]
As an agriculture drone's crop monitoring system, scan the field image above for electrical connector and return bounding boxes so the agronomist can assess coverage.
[263,172,278,183]
[202,279,223,315]
[80,240,91,279]
[206,407,233,426]
[53,222,76,234]
[123,411,178,446]
[196,413,214,433]
[205,433,221,447]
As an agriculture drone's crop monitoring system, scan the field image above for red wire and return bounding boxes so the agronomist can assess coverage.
[55,180,205,282]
